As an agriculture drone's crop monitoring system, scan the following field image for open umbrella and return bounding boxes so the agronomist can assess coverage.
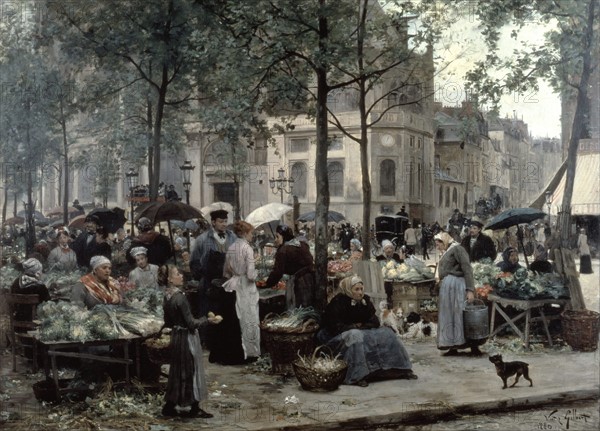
[297,210,345,223]
[246,203,293,228]
[484,208,546,267]
[135,201,205,264]
[2,216,24,226]
[200,202,233,217]
[45,206,82,219]
[87,207,127,234]
[17,210,46,221]
[68,214,87,230]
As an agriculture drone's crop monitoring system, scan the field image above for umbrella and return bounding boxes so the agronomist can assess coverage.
[17,210,47,221]
[245,203,293,228]
[297,210,345,223]
[136,201,204,225]
[135,201,205,265]
[68,214,87,230]
[45,206,82,219]
[87,207,127,234]
[484,208,546,268]
[200,201,233,217]
[2,216,24,225]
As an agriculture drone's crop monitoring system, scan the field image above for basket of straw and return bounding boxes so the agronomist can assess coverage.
[143,333,171,365]
[260,308,320,375]
[292,346,348,392]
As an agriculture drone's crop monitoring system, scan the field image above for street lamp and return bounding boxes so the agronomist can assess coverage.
[545,190,552,222]
[125,167,139,236]
[269,167,294,204]
[179,160,195,205]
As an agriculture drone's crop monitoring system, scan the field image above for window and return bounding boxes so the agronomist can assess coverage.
[213,183,235,205]
[409,158,415,197]
[290,138,309,153]
[445,186,450,207]
[380,159,396,196]
[410,135,415,147]
[452,187,458,205]
[291,162,307,198]
[417,163,422,196]
[435,155,441,170]
[388,92,398,108]
[418,138,422,149]
[328,161,344,197]
[439,185,443,207]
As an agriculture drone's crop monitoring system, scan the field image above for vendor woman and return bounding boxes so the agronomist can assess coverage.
[376,240,405,308]
[71,255,122,309]
[265,224,315,309]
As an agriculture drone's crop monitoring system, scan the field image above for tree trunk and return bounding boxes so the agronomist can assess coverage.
[149,63,169,201]
[555,0,595,311]
[61,110,70,225]
[313,2,330,313]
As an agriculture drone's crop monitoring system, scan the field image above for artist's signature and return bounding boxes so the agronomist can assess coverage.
[537,409,592,429]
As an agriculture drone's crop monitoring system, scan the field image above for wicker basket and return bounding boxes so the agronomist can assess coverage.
[143,336,172,365]
[260,317,319,375]
[562,309,600,352]
[292,346,348,392]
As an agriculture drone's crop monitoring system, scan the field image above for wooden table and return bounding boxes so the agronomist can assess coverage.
[488,293,570,348]
[35,336,142,401]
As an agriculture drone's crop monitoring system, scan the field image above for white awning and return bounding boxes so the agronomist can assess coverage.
[532,153,600,216]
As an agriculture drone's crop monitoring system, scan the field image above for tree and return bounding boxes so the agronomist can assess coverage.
[47,0,217,200]
[460,0,598,309]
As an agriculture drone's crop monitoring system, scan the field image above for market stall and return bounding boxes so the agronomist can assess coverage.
[380,257,436,314]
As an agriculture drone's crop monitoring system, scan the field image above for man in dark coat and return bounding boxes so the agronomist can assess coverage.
[460,218,497,263]
[126,217,173,267]
[71,215,100,268]
[339,223,354,252]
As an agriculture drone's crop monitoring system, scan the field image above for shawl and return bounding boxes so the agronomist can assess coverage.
[79,273,121,304]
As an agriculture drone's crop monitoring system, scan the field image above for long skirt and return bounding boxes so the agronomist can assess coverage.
[437,274,467,349]
[319,327,412,384]
[208,290,245,365]
[165,328,208,407]
[580,254,593,274]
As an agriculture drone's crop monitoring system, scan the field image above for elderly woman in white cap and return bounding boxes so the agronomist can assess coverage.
[434,232,485,357]
[317,274,417,387]
[71,255,122,309]
[128,246,159,290]
[376,240,405,308]
[10,258,51,320]
[47,227,78,272]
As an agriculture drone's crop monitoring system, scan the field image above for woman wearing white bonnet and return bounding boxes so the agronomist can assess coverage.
[71,255,122,309]
[128,246,159,290]
[375,240,404,308]
[10,258,51,320]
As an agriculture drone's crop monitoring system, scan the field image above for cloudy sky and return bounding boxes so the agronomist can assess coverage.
[431,6,562,139]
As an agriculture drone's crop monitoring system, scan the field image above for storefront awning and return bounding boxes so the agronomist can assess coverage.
[530,153,600,216]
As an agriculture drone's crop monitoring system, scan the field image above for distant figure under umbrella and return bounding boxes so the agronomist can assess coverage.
[126,217,173,267]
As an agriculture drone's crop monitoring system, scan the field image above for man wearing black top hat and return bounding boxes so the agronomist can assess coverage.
[460,217,497,263]
[71,214,100,268]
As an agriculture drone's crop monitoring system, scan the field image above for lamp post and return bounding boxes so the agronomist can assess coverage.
[179,160,195,205]
[125,167,139,236]
[545,191,552,223]
[269,167,294,204]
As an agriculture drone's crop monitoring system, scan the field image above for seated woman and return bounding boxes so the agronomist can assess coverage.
[347,239,363,262]
[317,275,417,387]
[496,246,522,274]
[10,258,51,320]
[529,244,553,274]
[71,255,122,309]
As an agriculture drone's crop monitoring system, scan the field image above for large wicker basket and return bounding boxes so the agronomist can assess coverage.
[562,309,600,352]
[260,317,319,375]
[143,335,172,365]
[292,346,348,392]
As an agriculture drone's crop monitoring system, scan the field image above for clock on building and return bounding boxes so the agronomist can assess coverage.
[380,133,395,147]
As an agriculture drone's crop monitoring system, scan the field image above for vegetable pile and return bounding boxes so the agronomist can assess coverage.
[327,260,353,277]
[261,307,320,332]
[381,257,434,282]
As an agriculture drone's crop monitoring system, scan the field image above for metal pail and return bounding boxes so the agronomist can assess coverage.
[463,299,489,340]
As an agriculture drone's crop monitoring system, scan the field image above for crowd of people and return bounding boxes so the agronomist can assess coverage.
[4,201,595,419]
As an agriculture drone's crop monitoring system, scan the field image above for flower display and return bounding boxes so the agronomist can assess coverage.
[380,259,433,281]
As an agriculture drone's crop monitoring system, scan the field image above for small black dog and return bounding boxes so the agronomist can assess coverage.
[489,354,533,389]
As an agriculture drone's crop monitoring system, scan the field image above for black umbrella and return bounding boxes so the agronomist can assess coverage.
[135,201,205,264]
[297,210,345,223]
[88,207,127,234]
[484,208,546,268]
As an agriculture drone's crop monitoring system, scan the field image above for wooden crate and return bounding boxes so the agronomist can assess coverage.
[391,279,435,314]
